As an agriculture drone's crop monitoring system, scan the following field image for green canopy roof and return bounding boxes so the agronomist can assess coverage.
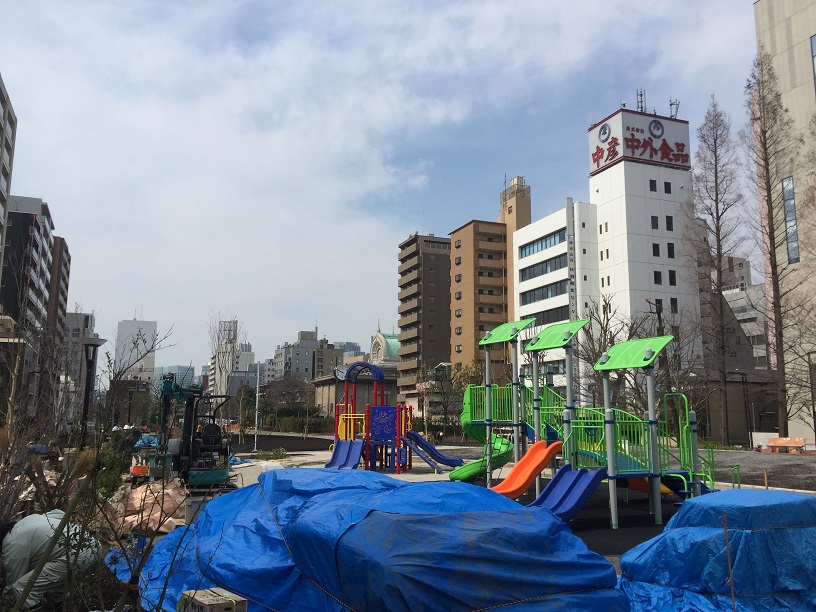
[526,319,590,352]
[479,318,537,346]
[593,335,674,371]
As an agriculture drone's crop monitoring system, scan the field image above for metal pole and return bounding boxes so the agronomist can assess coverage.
[645,360,662,526]
[564,336,575,467]
[511,331,520,463]
[485,344,493,487]
[602,367,618,529]
[253,362,260,453]
[532,354,541,496]
[689,409,702,497]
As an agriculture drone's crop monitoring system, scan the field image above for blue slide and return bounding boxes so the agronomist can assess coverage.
[324,440,364,469]
[528,464,608,522]
[405,431,464,468]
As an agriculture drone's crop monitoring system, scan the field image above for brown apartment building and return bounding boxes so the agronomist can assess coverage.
[396,234,452,404]
[450,176,531,371]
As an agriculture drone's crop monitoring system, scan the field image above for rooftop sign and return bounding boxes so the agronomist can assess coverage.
[588,109,690,176]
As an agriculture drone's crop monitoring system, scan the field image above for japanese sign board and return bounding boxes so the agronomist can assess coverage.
[588,109,690,176]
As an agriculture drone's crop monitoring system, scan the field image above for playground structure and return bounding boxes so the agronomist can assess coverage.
[459,318,717,528]
[326,361,463,473]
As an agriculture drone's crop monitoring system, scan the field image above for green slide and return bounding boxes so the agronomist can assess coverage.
[449,402,514,483]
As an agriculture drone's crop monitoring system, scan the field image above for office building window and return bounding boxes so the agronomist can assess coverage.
[651,216,659,230]
[606,249,609,259]
[454,239,461,248]
[607,275,610,286]
[654,271,663,285]
[518,228,567,258]
[529,305,570,327]
[600,251,604,261]
[520,279,569,305]
[454,256,461,265]
[455,345,462,353]
[601,277,604,288]
[655,298,663,313]
[454,309,462,317]
[653,243,660,257]
[666,215,674,231]
[782,176,800,263]
[454,274,461,282]
[455,327,462,335]
[667,242,675,258]
[454,291,461,300]
[605,222,608,232]
[599,224,603,234]
[519,253,567,282]
[649,179,657,192]
[669,270,676,286]
[664,181,671,194]
[670,297,678,314]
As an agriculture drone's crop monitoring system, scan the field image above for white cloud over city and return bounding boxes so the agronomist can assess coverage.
[0,1,757,367]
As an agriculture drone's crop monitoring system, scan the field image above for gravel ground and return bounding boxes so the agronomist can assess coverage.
[232,436,816,492]
[712,449,816,491]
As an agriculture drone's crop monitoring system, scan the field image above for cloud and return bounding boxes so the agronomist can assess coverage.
[0,1,758,368]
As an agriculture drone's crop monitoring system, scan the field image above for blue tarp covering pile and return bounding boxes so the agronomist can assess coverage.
[618,489,816,611]
[125,468,627,611]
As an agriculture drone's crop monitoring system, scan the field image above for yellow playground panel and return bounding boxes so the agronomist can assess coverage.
[338,412,367,441]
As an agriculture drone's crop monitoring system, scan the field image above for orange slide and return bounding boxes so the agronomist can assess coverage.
[490,440,563,499]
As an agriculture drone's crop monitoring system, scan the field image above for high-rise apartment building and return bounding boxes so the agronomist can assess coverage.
[754,0,816,443]
[115,319,158,384]
[47,236,70,337]
[396,234,451,402]
[0,73,17,295]
[449,177,531,371]
[0,197,55,331]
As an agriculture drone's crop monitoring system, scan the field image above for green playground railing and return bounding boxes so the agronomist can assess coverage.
[463,386,715,483]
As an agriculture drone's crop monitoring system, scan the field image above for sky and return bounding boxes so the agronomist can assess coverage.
[0,1,758,372]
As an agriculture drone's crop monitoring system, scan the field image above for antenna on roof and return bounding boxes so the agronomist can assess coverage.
[636,89,646,113]
[669,98,680,119]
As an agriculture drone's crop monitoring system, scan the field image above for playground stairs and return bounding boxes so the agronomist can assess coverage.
[402,436,442,473]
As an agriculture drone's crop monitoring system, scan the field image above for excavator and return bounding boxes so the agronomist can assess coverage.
[159,373,235,490]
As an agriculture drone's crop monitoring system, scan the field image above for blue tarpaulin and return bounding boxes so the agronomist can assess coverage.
[618,489,816,611]
[125,468,628,611]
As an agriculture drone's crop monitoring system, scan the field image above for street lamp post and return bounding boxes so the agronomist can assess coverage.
[79,336,106,449]
[253,361,260,453]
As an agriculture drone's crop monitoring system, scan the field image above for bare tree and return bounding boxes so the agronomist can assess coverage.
[693,95,745,445]
[100,325,173,446]
[742,49,807,437]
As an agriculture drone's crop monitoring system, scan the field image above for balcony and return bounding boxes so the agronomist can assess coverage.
[398,327,419,342]
[398,257,420,275]
[397,343,419,357]
[476,293,504,305]
[397,375,419,389]
[398,312,420,327]
[400,269,420,285]
[398,283,420,301]
[398,298,420,315]
[476,275,504,287]
[475,239,505,252]
[399,242,419,260]
[399,358,419,371]
[476,257,504,270]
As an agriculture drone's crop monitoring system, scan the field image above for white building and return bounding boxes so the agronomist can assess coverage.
[115,319,158,384]
[514,108,701,390]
